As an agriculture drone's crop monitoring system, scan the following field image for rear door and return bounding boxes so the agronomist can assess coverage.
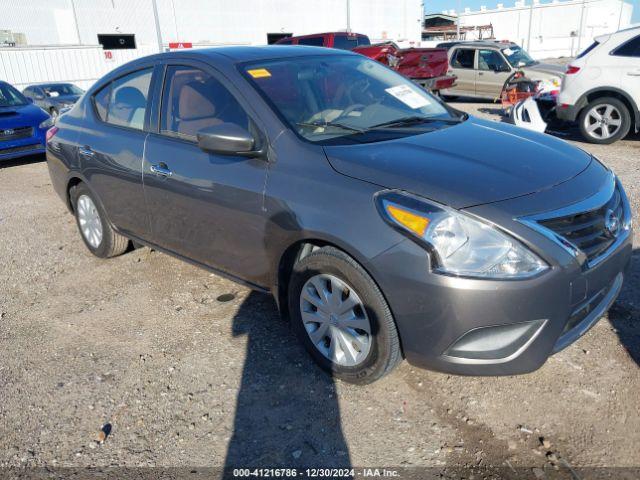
[447,47,476,95]
[612,34,640,105]
[475,49,512,99]
[78,66,156,238]
[142,61,271,283]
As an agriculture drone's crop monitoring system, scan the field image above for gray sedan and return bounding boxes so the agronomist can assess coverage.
[46,46,632,383]
[22,83,84,120]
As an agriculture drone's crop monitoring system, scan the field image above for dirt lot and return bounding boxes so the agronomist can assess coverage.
[1,102,639,479]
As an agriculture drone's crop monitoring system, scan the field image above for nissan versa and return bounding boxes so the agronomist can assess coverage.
[46,47,633,384]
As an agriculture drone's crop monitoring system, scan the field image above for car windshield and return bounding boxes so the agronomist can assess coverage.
[0,82,28,107]
[42,84,84,97]
[242,55,462,145]
[501,45,537,67]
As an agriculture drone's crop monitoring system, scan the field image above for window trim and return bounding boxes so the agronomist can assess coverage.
[90,66,155,134]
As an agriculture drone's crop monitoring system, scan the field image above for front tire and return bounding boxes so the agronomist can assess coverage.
[288,246,401,384]
[71,183,129,258]
[578,97,631,144]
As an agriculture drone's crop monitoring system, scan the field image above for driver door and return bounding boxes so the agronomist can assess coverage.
[142,62,271,284]
[475,49,513,99]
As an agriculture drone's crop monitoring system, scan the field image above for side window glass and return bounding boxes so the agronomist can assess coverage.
[451,49,475,69]
[105,69,152,130]
[613,35,640,57]
[93,84,110,121]
[161,66,249,139]
[298,37,324,46]
[333,36,358,50]
[478,50,509,71]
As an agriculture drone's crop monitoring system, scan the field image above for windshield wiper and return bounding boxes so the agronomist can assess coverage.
[296,120,366,134]
[370,115,465,129]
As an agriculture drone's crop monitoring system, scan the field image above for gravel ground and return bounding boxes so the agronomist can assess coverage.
[0,102,638,479]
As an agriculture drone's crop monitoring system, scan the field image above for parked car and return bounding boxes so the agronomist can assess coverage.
[275,31,370,49]
[556,26,640,144]
[47,46,632,384]
[439,41,563,100]
[0,80,53,162]
[22,83,84,121]
[353,42,456,94]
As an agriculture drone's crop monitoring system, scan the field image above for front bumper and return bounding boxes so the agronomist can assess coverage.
[368,171,632,376]
[0,127,47,161]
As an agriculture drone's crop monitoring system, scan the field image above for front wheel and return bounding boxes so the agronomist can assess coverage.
[578,97,631,144]
[71,183,129,258]
[288,246,402,384]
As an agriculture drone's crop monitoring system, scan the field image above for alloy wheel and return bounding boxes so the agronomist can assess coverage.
[583,104,622,140]
[299,273,372,367]
[77,194,103,248]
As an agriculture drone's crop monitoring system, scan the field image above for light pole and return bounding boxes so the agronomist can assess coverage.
[69,0,82,44]
[346,0,351,32]
[151,0,164,52]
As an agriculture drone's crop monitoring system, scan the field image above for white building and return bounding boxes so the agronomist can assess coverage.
[0,0,423,90]
[439,0,633,59]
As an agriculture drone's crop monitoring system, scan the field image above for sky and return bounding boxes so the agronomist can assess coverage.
[425,0,640,23]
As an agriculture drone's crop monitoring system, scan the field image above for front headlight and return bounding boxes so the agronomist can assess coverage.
[39,116,54,129]
[377,191,548,279]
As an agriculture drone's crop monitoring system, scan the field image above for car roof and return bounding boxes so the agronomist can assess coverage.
[136,45,354,65]
[441,40,518,49]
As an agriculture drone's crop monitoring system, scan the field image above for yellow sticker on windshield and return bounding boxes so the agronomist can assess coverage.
[247,68,272,79]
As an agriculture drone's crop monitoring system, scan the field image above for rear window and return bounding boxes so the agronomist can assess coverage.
[298,37,324,46]
[0,82,27,107]
[333,35,358,50]
[577,41,599,59]
[613,35,640,57]
[92,68,152,130]
[451,48,475,69]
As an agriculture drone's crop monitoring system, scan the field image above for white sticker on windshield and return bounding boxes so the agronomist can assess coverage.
[385,85,430,109]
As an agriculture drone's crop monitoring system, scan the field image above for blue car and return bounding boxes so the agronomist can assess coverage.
[0,80,53,162]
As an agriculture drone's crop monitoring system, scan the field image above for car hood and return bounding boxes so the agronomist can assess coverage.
[522,62,565,78]
[323,117,592,209]
[0,103,48,128]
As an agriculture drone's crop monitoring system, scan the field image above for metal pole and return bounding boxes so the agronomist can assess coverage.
[617,0,624,30]
[171,0,179,41]
[526,0,534,51]
[69,0,82,44]
[456,0,461,39]
[151,0,164,52]
[346,0,351,32]
[576,0,586,54]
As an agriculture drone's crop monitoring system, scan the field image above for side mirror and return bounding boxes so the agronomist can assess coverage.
[196,123,265,158]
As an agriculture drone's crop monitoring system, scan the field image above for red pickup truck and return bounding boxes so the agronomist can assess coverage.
[353,42,456,94]
[275,32,371,49]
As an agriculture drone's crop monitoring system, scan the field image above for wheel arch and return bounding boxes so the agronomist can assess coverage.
[578,87,639,131]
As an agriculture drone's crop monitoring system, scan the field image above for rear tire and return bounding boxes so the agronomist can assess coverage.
[71,183,129,258]
[578,97,630,144]
[288,246,402,384]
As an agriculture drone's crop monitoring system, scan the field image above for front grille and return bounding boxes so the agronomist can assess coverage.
[0,143,42,155]
[0,126,33,142]
[537,185,624,263]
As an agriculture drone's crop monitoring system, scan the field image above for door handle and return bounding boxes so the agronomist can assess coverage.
[150,162,172,177]
[79,146,94,157]
[478,72,484,76]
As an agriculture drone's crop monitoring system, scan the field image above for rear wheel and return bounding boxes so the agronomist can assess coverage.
[288,246,401,384]
[71,183,129,258]
[578,97,630,144]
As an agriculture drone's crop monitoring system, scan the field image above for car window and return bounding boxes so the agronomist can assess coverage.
[93,69,152,130]
[333,35,358,50]
[298,37,324,46]
[478,49,509,71]
[577,41,599,59]
[357,36,371,47]
[278,38,293,45]
[451,48,475,69]
[0,82,28,107]
[160,65,249,139]
[613,35,640,57]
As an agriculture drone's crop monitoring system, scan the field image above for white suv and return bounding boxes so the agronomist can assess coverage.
[557,26,640,144]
